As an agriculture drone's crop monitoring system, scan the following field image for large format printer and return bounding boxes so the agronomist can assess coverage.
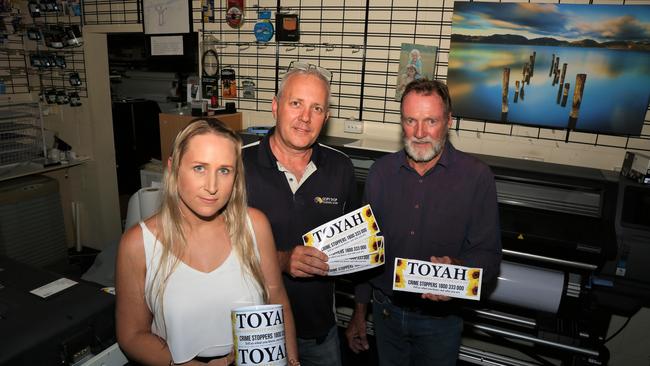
[333,141,650,366]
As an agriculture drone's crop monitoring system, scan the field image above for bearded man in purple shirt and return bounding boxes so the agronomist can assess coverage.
[345,79,502,366]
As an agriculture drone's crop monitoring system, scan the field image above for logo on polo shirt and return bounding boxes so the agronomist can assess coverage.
[314,196,339,205]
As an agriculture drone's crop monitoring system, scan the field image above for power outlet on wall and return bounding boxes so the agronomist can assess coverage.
[344,119,364,134]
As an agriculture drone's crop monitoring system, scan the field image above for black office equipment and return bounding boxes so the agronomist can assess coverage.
[0,256,115,365]
[600,177,650,287]
[275,13,300,42]
[0,175,67,267]
[333,144,644,366]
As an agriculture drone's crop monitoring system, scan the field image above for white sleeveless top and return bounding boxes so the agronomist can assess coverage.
[141,219,264,363]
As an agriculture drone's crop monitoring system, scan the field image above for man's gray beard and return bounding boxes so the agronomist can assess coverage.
[403,133,446,163]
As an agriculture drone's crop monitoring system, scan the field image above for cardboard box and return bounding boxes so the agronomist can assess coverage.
[159,112,242,163]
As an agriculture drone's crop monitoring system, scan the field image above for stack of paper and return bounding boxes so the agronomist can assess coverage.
[303,204,385,276]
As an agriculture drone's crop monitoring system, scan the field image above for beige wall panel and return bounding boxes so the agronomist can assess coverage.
[84,32,122,248]
[362,97,386,110]
[383,113,401,124]
[302,23,324,33]
[343,21,365,34]
[362,111,387,122]
[627,138,650,151]
[641,123,650,135]
[341,35,365,46]
[458,119,486,131]
[364,62,391,73]
[391,23,416,34]
[320,10,344,22]
[484,122,512,135]
[593,134,628,147]
[566,131,599,144]
[537,128,567,141]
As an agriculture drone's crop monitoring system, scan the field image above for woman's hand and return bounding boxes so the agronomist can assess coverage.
[206,351,235,365]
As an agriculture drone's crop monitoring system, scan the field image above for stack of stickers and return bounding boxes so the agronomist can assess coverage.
[303,204,384,276]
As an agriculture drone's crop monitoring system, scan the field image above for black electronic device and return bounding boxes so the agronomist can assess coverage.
[69,72,82,86]
[26,27,42,41]
[618,180,650,233]
[0,256,115,365]
[29,54,44,68]
[44,25,65,49]
[621,151,650,184]
[275,13,300,41]
[56,90,70,105]
[45,88,57,104]
[28,1,40,17]
[64,25,83,47]
[602,177,650,285]
[55,55,67,69]
[69,92,82,107]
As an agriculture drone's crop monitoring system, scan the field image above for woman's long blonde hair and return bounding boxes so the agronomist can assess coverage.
[149,118,268,321]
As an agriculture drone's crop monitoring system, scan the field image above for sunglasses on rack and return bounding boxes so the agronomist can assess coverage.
[287,61,333,83]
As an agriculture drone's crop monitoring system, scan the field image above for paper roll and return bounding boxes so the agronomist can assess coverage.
[124,187,162,231]
[71,201,82,252]
[232,304,287,366]
[138,187,162,221]
[488,261,564,313]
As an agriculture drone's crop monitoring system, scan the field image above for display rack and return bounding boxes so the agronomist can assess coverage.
[71,0,650,153]
[0,7,30,94]
[197,0,649,153]
[26,3,88,99]
[81,0,142,25]
[0,102,46,168]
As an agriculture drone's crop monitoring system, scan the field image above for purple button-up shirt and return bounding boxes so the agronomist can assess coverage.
[355,141,502,304]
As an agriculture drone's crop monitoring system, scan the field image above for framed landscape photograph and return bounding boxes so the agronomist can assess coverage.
[447,2,650,136]
[395,43,437,100]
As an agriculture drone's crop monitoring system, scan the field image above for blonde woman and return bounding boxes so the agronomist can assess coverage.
[116,119,299,366]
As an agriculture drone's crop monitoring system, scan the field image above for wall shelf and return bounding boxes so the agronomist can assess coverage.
[0,156,89,183]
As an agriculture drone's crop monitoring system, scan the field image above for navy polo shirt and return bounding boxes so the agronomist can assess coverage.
[243,129,358,338]
[355,141,502,308]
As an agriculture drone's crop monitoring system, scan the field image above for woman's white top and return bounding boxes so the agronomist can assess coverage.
[141,219,264,363]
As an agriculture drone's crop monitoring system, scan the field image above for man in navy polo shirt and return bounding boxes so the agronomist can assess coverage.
[345,79,502,366]
[243,63,357,366]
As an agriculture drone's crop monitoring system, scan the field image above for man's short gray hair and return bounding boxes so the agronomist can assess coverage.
[277,68,331,111]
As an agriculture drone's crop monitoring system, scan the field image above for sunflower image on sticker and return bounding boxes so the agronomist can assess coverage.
[363,206,380,235]
[394,258,408,288]
[369,236,383,251]
[466,268,481,297]
[370,248,385,264]
[303,233,314,247]
[373,236,384,250]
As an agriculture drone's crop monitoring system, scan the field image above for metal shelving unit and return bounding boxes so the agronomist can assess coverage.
[0,102,46,168]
